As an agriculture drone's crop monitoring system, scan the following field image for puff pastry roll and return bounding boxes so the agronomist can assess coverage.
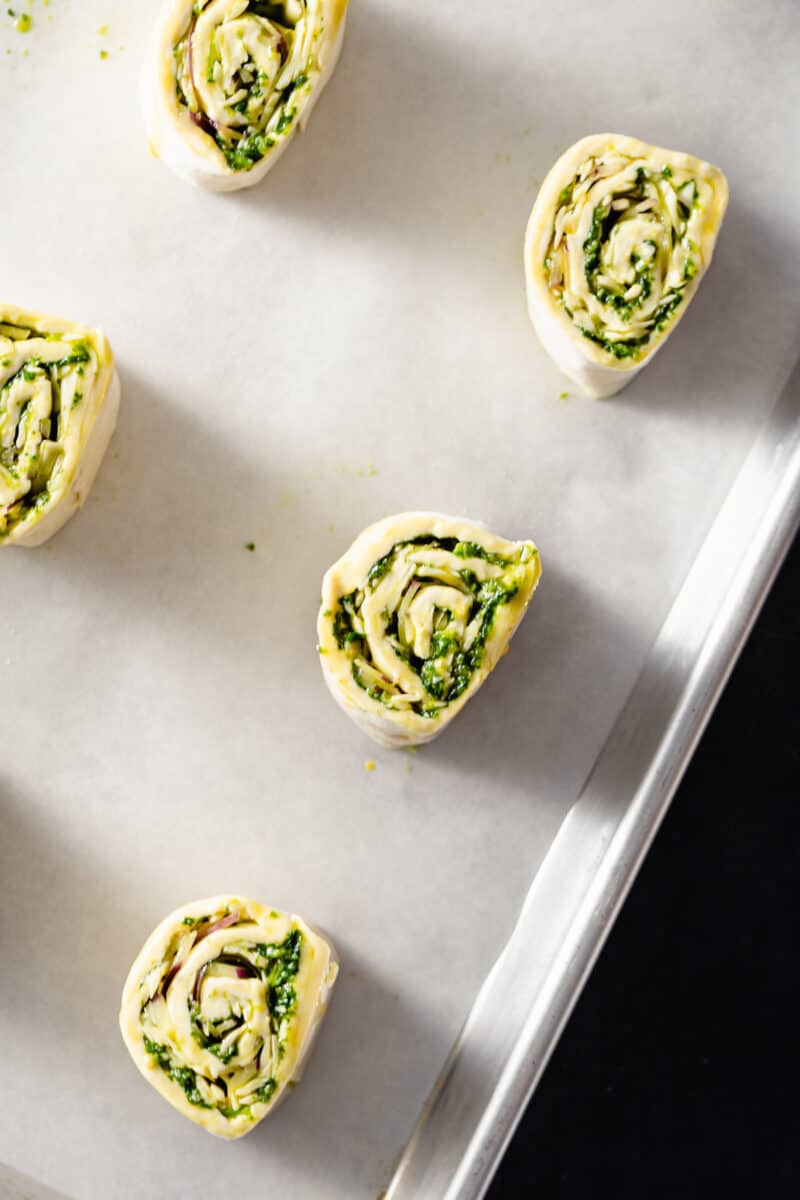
[142,0,349,191]
[525,134,728,398]
[120,896,338,1137]
[318,513,541,748]
[0,305,119,547]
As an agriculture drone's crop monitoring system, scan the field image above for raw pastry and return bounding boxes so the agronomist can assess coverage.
[0,305,119,547]
[142,0,349,192]
[525,134,728,398]
[318,513,541,748]
[119,896,338,1137]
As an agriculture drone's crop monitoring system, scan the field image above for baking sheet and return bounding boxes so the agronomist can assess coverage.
[1,1,798,1198]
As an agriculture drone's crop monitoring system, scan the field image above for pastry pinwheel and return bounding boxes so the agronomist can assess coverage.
[119,896,338,1137]
[142,0,349,191]
[318,513,542,748]
[0,305,119,548]
[525,134,728,398]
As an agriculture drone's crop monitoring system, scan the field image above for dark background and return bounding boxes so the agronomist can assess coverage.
[488,536,798,1198]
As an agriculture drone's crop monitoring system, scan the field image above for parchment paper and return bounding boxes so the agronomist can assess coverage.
[1,1,798,1197]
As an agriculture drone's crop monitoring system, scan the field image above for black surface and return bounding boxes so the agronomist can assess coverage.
[488,536,799,1199]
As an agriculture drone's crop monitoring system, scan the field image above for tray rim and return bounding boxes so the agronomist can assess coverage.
[385,356,800,1200]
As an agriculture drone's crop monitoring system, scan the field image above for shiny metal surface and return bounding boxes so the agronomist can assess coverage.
[387,357,800,1200]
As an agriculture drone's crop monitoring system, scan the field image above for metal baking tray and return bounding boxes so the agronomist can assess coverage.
[1,2,798,1198]
[388,357,800,1198]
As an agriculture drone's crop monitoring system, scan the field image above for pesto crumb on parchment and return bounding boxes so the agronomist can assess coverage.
[2,7,122,57]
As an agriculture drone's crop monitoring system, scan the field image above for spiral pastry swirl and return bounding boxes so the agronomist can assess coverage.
[143,0,349,191]
[119,896,338,1137]
[525,134,728,398]
[0,305,119,548]
[317,513,542,748]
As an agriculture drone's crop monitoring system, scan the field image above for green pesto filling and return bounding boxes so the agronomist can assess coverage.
[173,1,316,172]
[545,162,700,360]
[257,927,303,1023]
[143,1036,211,1109]
[332,536,535,718]
[142,927,302,1121]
